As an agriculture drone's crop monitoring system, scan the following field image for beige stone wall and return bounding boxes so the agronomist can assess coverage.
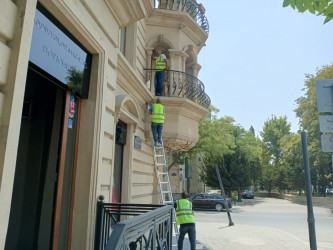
[0,0,209,248]
[0,1,37,248]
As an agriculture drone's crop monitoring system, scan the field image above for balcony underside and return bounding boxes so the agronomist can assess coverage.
[160,96,208,151]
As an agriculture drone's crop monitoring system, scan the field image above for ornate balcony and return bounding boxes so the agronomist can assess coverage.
[153,0,209,34]
[145,69,210,109]
[144,69,210,151]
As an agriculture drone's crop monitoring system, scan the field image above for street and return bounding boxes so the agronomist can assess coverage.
[193,197,333,250]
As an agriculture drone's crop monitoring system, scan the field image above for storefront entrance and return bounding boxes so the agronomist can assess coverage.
[5,67,79,250]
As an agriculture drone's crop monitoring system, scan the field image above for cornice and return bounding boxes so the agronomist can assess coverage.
[146,9,208,44]
[105,0,152,28]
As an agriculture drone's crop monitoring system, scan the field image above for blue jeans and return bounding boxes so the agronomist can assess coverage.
[155,71,165,96]
[178,224,196,250]
[151,122,163,144]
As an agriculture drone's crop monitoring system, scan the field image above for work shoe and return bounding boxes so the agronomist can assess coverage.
[156,142,162,147]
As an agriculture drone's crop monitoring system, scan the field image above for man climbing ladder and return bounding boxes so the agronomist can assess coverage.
[149,98,165,147]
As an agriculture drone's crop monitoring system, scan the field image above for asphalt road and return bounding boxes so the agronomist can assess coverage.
[193,197,333,250]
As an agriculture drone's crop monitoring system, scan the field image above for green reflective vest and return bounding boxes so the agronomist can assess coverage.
[151,103,165,124]
[155,55,166,71]
[175,199,195,225]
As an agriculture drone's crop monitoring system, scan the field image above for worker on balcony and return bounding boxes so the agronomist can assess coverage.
[149,98,165,147]
[152,48,169,96]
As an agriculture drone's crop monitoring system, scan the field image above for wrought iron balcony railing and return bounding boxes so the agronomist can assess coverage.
[153,0,209,34]
[94,196,174,250]
[145,69,211,109]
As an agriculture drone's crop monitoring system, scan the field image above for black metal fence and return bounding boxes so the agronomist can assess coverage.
[145,69,211,109]
[94,195,174,250]
[153,0,209,34]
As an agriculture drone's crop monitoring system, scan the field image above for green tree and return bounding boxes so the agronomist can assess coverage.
[261,115,291,167]
[294,64,333,195]
[280,134,305,194]
[195,106,235,157]
[283,0,333,23]
[196,107,261,195]
[236,129,262,191]
[259,141,275,193]
[260,115,291,192]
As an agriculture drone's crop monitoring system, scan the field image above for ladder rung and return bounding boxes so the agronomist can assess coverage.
[158,172,168,175]
[156,163,166,166]
[155,154,164,157]
[160,181,168,184]
[161,191,171,194]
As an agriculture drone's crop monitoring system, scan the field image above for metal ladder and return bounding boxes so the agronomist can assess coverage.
[152,140,179,249]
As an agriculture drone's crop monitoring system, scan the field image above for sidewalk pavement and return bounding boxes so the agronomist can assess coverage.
[183,237,207,250]
[195,223,309,250]
[181,200,311,250]
[190,201,310,250]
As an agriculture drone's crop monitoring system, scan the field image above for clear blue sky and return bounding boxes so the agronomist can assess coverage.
[198,1,333,135]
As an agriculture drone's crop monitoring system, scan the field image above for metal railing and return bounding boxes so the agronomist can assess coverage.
[153,0,209,34]
[94,195,174,250]
[145,69,211,109]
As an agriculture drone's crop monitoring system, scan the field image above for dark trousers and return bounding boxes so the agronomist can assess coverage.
[151,122,163,144]
[178,224,196,250]
[155,71,165,96]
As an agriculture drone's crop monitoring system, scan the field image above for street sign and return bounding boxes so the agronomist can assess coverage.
[319,115,333,133]
[315,79,333,113]
[321,134,333,152]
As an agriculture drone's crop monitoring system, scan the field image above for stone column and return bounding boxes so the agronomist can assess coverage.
[145,48,154,91]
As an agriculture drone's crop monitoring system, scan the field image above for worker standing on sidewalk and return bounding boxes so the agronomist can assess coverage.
[174,191,196,250]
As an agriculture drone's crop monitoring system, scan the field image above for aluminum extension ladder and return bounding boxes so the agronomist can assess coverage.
[152,140,179,249]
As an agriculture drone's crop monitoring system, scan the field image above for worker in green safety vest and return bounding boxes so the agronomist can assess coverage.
[152,48,169,96]
[149,98,165,147]
[174,191,196,250]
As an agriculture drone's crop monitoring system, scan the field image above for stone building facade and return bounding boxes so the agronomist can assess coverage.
[0,0,209,249]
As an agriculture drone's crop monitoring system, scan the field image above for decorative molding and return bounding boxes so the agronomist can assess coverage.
[104,0,150,28]
[146,9,208,45]
[168,49,189,58]
[115,94,141,125]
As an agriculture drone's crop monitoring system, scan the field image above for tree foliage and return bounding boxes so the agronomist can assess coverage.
[197,107,261,194]
[294,64,333,195]
[260,115,291,167]
[283,0,333,24]
[280,134,305,193]
[194,106,235,157]
[259,116,292,192]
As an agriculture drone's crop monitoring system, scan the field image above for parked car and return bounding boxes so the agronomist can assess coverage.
[242,190,254,199]
[188,193,232,212]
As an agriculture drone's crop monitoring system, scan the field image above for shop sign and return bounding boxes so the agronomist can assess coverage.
[29,7,91,98]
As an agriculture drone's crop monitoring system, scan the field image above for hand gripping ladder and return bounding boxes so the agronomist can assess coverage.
[152,140,179,248]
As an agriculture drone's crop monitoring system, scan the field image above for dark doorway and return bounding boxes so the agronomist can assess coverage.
[5,67,79,250]
[112,121,127,203]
